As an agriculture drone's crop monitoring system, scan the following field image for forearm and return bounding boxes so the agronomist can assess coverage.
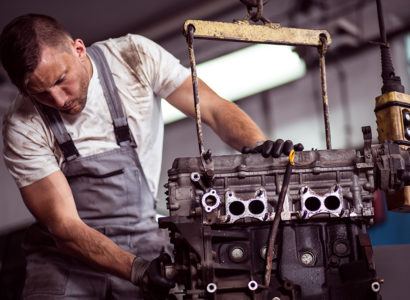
[166,77,266,151]
[52,217,134,280]
[207,100,266,151]
[20,171,135,281]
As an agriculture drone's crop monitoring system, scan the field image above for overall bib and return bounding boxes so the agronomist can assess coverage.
[21,45,170,299]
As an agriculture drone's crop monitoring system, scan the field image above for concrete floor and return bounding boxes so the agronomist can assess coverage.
[373,244,410,300]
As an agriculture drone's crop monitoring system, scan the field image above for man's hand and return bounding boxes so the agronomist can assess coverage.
[131,253,175,300]
[242,139,304,158]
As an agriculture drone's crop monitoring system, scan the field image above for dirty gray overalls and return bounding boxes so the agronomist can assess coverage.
[21,45,170,299]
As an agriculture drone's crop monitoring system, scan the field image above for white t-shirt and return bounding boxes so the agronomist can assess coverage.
[2,34,190,196]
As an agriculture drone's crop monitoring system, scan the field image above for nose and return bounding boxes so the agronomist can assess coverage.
[49,87,68,108]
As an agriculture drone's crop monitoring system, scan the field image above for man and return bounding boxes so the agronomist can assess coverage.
[0,14,299,299]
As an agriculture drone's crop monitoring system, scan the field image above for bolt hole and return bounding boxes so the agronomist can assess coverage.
[371,281,380,293]
[206,283,217,293]
[190,172,200,181]
[284,281,293,290]
[248,280,258,291]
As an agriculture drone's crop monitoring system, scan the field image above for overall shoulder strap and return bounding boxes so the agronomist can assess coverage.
[86,45,135,147]
[33,102,79,161]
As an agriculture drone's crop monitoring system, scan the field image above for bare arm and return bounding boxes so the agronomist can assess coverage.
[166,77,266,151]
[20,170,134,280]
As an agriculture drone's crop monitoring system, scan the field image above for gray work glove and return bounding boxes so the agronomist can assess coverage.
[242,139,304,158]
[131,253,175,300]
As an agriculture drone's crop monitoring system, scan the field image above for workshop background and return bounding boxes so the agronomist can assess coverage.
[0,0,410,299]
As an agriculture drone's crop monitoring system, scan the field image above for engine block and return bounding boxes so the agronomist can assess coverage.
[157,145,400,299]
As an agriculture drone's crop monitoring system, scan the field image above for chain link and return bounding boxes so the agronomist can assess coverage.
[242,0,271,24]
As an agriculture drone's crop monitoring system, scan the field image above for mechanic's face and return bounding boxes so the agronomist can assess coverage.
[26,39,92,114]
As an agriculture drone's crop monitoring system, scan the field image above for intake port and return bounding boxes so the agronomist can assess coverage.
[205,194,217,206]
[324,196,341,210]
[305,197,321,211]
[249,200,265,214]
[201,189,220,213]
[229,201,245,216]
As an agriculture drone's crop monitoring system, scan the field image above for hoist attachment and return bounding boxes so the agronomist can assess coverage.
[183,20,331,47]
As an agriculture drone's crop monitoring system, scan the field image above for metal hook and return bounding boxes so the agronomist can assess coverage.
[241,0,270,24]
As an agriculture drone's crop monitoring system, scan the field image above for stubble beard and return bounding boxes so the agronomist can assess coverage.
[61,72,89,115]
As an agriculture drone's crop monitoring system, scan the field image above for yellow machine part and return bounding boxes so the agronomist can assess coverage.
[183,20,331,47]
[375,91,410,212]
[375,91,410,146]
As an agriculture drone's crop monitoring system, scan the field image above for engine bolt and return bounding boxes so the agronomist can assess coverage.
[333,240,349,256]
[300,251,315,266]
[260,245,275,259]
[231,247,245,260]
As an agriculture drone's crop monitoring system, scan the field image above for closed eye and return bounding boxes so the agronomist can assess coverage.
[55,76,65,86]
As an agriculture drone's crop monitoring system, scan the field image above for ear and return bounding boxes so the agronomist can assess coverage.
[72,39,87,59]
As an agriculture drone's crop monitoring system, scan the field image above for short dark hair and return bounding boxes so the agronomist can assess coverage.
[0,14,72,94]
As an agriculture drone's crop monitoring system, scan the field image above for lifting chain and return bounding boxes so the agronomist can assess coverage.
[240,0,271,24]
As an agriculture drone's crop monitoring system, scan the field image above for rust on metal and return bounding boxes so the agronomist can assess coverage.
[186,25,215,183]
[187,25,205,156]
[240,0,268,7]
[319,34,332,150]
[243,0,266,23]
[183,20,332,47]
[265,157,294,286]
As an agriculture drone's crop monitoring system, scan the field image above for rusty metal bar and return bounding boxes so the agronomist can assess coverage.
[186,25,215,184]
[183,20,332,47]
[265,151,295,286]
[186,25,205,156]
[319,34,332,150]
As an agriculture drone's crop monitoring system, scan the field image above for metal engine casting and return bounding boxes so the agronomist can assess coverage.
[159,139,410,299]
[158,1,410,298]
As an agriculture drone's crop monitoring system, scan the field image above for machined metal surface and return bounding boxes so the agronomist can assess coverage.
[224,189,268,223]
[165,147,377,223]
[202,189,221,213]
[300,185,344,219]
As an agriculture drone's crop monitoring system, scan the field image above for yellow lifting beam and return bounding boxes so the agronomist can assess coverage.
[183,20,332,47]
